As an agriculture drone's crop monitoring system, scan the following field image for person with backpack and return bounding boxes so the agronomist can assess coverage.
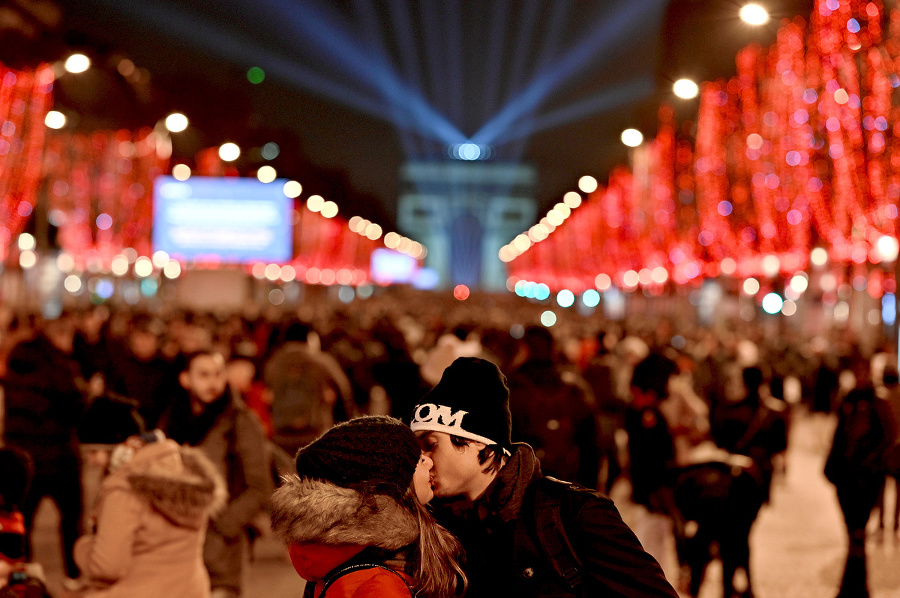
[411,357,678,598]
[270,416,466,598]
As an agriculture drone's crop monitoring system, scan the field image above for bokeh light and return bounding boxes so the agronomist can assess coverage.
[621,128,643,147]
[762,292,784,314]
[557,289,575,308]
[218,143,240,162]
[540,311,557,327]
[673,78,699,99]
[578,176,598,193]
[64,53,91,73]
[740,4,769,25]
[172,164,191,181]
[45,111,66,129]
[283,180,302,198]
[164,113,188,133]
[257,165,277,183]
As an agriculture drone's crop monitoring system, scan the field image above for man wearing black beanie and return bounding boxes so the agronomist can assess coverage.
[411,356,678,598]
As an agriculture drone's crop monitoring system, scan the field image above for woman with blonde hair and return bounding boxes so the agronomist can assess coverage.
[271,416,466,598]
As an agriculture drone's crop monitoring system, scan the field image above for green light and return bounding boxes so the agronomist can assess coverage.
[247,67,265,84]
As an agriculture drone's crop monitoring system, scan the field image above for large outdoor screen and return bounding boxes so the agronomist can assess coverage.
[370,248,419,284]
[152,176,293,264]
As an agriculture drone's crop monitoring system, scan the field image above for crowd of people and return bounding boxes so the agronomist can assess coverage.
[0,287,898,597]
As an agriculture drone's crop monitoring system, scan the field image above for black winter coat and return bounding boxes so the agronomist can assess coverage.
[431,444,678,598]
[3,335,86,474]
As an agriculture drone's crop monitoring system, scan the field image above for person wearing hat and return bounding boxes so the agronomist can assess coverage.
[271,416,466,598]
[411,356,678,597]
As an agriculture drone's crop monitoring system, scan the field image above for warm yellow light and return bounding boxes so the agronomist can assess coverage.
[218,142,240,162]
[45,111,66,129]
[307,195,324,212]
[172,164,191,181]
[64,54,91,74]
[365,223,383,240]
[163,260,182,279]
[578,176,598,194]
[164,112,188,133]
[283,180,302,198]
[321,201,339,218]
[621,128,643,147]
[563,192,583,208]
[673,79,699,99]
[134,257,153,277]
[257,165,277,183]
[740,4,769,25]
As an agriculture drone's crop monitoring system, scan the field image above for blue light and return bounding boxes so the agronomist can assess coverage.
[535,283,551,301]
[582,289,600,307]
[515,280,527,297]
[883,293,896,326]
[140,278,158,297]
[523,281,537,299]
[450,143,493,161]
[96,279,114,299]
[459,143,480,160]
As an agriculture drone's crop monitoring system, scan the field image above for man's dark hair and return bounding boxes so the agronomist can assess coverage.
[450,435,504,474]
[523,326,555,360]
[631,352,678,398]
[284,322,311,343]
[181,350,222,373]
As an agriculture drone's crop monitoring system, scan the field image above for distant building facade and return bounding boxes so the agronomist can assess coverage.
[398,160,537,291]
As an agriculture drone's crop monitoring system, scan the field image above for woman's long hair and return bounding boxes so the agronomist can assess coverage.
[399,488,467,598]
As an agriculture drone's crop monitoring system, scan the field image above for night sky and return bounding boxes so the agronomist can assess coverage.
[2,0,814,231]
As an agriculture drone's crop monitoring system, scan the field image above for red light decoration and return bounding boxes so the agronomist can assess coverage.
[0,62,52,264]
[508,0,900,292]
[43,128,168,267]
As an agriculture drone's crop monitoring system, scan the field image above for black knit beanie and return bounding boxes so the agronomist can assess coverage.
[410,357,512,450]
[294,416,421,500]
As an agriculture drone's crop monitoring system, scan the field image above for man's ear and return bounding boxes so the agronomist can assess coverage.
[178,370,190,390]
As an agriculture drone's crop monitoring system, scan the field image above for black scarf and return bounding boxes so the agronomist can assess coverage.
[164,390,232,446]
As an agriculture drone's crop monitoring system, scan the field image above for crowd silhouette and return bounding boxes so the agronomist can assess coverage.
[0,288,898,597]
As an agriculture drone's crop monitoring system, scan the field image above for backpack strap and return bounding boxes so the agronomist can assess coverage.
[528,476,584,592]
[319,562,412,597]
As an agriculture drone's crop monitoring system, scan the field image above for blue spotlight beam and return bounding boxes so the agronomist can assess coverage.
[418,1,453,131]
[444,0,465,128]
[481,0,511,122]
[110,0,397,119]
[120,0,467,145]
[471,0,666,146]
[387,0,430,155]
[495,76,656,144]
[268,0,467,145]
[533,0,572,77]
[504,0,542,107]
[353,0,420,156]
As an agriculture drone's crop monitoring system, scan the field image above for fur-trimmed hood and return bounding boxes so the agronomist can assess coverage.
[104,440,227,529]
[271,475,419,550]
